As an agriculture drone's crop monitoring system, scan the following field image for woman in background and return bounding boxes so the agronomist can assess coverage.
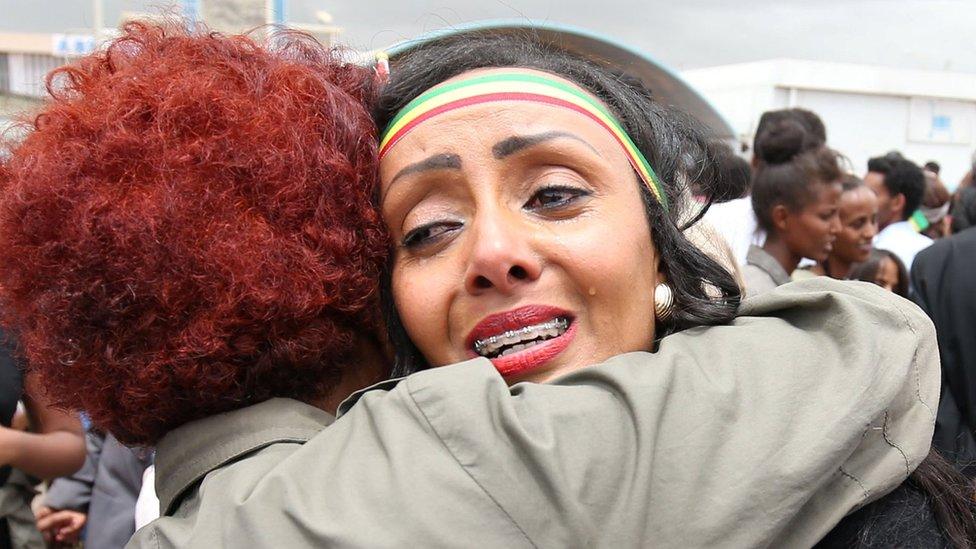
[849,248,910,298]
[920,170,952,240]
[806,174,878,280]
[743,119,842,297]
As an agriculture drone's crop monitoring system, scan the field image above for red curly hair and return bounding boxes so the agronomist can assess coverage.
[0,22,388,444]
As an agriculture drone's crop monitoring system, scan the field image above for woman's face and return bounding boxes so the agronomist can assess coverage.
[831,186,878,264]
[781,182,842,262]
[874,256,900,293]
[379,69,661,384]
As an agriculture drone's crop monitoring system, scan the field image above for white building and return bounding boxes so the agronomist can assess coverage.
[682,59,976,188]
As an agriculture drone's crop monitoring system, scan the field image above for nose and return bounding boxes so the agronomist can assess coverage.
[463,210,542,295]
[829,213,842,236]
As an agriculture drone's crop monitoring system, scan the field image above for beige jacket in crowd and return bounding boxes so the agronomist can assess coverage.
[129,278,939,548]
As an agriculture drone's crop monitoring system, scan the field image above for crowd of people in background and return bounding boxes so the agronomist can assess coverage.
[706,107,976,300]
[705,106,976,305]
[706,105,976,488]
[0,21,974,548]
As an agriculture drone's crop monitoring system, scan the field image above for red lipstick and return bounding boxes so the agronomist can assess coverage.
[466,305,575,379]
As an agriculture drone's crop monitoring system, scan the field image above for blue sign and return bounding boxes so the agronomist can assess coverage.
[52,34,95,57]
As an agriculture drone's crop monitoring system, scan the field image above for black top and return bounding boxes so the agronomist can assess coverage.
[912,227,976,473]
[0,329,23,486]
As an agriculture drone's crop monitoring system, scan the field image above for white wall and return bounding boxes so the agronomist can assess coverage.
[699,85,782,143]
[794,89,976,186]
[684,60,976,188]
[7,52,64,97]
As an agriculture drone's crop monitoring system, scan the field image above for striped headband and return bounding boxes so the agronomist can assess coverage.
[379,71,669,210]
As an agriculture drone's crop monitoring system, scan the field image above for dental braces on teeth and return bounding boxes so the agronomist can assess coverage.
[473,317,569,356]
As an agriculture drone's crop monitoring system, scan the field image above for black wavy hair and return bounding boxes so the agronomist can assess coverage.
[867,154,926,221]
[841,173,865,193]
[752,108,826,161]
[952,187,976,233]
[709,144,752,201]
[848,248,909,298]
[374,31,747,376]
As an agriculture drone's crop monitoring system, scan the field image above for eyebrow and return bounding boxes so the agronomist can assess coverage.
[492,131,601,159]
[390,153,462,185]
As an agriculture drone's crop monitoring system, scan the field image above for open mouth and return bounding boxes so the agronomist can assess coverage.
[466,305,577,379]
[472,317,570,359]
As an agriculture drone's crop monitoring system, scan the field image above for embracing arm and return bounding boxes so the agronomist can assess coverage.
[133,278,938,548]
[394,278,940,547]
[0,373,86,479]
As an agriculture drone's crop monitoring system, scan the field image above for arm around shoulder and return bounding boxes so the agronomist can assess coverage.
[133,278,939,548]
[404,277,940,547]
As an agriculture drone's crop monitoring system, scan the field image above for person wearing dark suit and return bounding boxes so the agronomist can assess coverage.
[912,225,976,475]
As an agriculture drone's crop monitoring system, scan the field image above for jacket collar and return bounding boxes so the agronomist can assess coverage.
[746,244,792,287]
[336,377,406,417]
[155,397,334,516]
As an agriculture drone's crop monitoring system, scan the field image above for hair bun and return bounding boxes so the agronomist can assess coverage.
[754,118,815,165]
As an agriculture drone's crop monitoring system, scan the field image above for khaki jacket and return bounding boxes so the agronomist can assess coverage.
[130,279,940,548]
[743,245,792,299]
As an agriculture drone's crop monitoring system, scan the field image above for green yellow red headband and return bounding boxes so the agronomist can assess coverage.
[379,71,669,211]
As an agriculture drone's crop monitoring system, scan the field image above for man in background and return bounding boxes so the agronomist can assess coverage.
[865,154,930,272]
[912,219,976,476]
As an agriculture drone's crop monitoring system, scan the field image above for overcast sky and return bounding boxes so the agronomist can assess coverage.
[313,0,976,73]
[5,0,975,74]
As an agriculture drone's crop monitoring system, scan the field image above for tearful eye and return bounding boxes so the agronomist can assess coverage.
[525,185,590,211]
[402,221,463,249]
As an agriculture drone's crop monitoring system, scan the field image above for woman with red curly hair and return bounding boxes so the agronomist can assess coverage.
[0,23,390,446]
[0,23,948,548]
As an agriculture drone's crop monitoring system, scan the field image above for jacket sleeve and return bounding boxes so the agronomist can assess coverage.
[43,430,104,511]
[400,277,940,548]
[133,278,939,549]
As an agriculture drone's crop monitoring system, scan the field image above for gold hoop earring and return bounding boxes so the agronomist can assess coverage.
[654,283,674,322]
